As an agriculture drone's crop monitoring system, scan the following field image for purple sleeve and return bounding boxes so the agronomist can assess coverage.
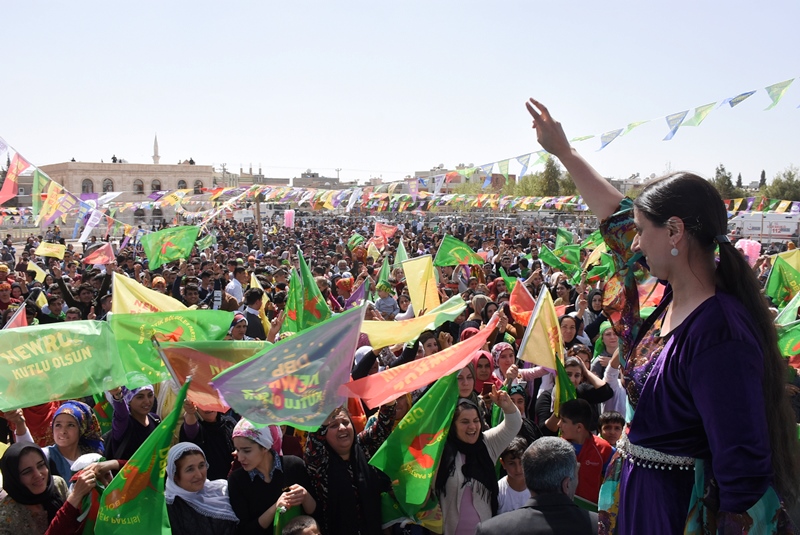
[111,398,130,441]
[182,421,200,440]
[688,339,772,513]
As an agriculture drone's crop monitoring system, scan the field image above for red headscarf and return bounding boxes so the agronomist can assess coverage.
[471,350,503,394]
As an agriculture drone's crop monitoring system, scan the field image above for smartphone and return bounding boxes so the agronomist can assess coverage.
[481,383,493,396]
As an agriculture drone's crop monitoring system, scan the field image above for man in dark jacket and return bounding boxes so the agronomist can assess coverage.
[476,436,598,535]
[243,287,267,340]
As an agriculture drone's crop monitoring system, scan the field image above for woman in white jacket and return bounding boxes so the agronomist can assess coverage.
[434,388,522,535]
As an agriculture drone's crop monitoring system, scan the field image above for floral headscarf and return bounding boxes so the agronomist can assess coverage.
[52,400,104,454]
[232,417,274,450]
[491,342,515,367]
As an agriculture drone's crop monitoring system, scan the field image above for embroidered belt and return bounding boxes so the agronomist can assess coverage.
[617,433,696,471]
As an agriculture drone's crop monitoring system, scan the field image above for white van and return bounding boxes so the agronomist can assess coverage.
[728,212,800,241]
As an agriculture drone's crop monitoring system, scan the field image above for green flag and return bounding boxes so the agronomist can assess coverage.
[539,244,578,277]
[555,228,574,249]
[765,256,800,309]
[140,226,201,268]
[580,230,603,250]
[196,233,217,251]
[347,233,365,251]
[777,321,800,358]
[553,244,580,267]
[110,310,232,388]
[95,380,190,534]
[499,267,517,292]
[32,169,48,219]
[433,234,484,267]
[0,321,127,411]
[369,372,459,516]
[554,358,578,416]
[394,238,409,267]
[282,268,304,334]
[774,291,800,357]
[281,250,331,334]
[377,257,391,287]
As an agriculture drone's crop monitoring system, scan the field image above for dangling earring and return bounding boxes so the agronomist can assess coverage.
[670,244,679,256]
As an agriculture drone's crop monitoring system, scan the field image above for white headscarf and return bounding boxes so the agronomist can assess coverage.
[164,442,239,523]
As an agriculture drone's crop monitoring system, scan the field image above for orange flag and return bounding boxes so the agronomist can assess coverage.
[0,153,32,205]
[158,341,270,412]
[339,315,499,408]
[81,243,116,265]
[508,281,536,326]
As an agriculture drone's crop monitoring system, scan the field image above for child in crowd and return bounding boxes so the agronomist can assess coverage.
[374,280,400,320]
[598,411,625,447]
[497,437,531,514]
[558,399,615,510]
[282,515,321,535]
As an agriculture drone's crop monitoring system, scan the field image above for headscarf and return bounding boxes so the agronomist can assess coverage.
[593,321,613,359]
[472,351,502,393]
[491,342,514,367]
[123,385,155,406]
[165,442,239,522]
[51,400,104,455]
[354,346,374,367]
[336,277,354,293]
[508,384,528,411]
[469,294,489,319]
[459,327,479,342]
[434,398,499,515]
[232,418,274,450]
[228,313,247,334]
[0,442,64,521]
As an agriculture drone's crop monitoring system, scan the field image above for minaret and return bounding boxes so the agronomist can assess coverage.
[152,134,160,164]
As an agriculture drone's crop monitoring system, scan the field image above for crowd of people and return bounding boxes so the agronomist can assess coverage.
[0,98,799,534]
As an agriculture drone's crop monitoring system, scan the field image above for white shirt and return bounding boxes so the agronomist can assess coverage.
[498,476,530,514]
[225,278,244,304]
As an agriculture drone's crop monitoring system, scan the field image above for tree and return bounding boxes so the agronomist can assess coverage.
[736,173,743,189]
[540,156,561,196]
[559,173,577,195]
[764,166,800,201]
[759,169,767,189]
[711,163,735,199]
[515,174,542,197]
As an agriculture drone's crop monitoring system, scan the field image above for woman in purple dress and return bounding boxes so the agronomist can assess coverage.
[525,98,799,533]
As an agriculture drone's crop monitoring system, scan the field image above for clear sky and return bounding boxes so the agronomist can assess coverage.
[3,1,799,186]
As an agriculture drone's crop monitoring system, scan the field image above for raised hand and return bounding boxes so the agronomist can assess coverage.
[525,98,571,158]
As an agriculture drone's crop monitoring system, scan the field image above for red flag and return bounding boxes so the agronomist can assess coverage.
[0,153,32,205]
[509,282,536,326]
[339,315,499,408]
[82,243,116,265]
[373,222,398,250]
[554,305,567,317]
[2,305,27,330]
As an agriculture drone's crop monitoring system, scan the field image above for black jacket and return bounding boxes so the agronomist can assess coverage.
[475,494,598,535]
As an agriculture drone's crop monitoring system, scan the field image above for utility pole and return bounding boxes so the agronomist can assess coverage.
[254,191,264,252]
[335,168,341,181]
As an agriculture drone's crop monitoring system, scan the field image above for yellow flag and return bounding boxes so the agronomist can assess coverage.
[367,241,381,261]
[402,255,440,316]
[582,242,607,270]
[249,273,272,338]
[112,272,187,314]
[361,295,466,347]
[34,242,66,259]
[517,290,572,415]
[27,262,47,283]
